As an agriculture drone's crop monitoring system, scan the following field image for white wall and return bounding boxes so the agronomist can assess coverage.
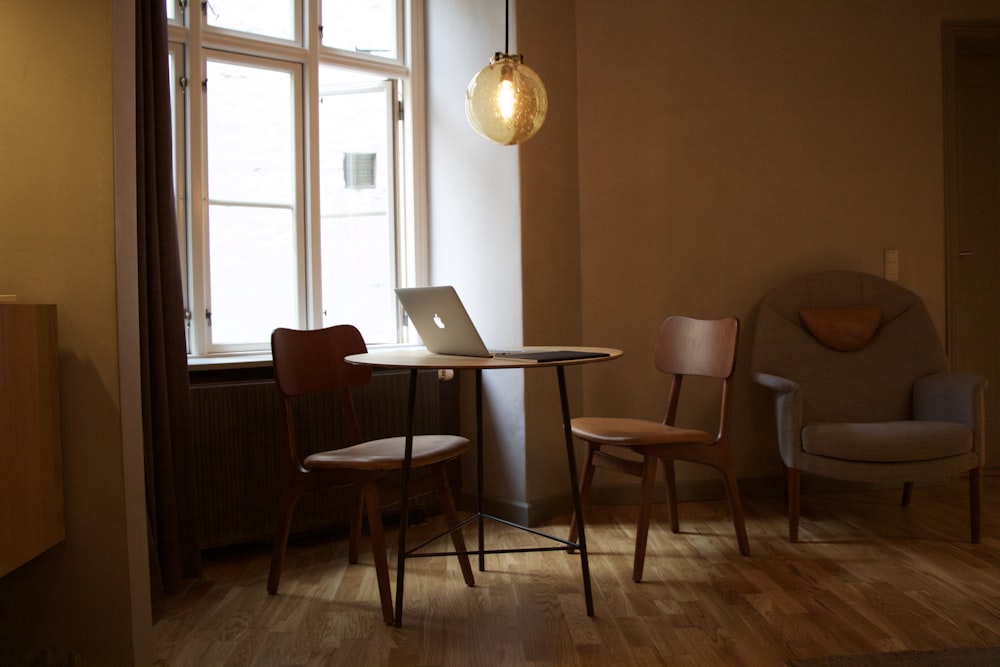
[426,1,529,511]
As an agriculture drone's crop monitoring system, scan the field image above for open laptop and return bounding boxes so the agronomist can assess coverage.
[395,286,610,361]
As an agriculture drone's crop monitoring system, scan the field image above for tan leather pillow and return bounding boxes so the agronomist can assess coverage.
[799,305,882,352]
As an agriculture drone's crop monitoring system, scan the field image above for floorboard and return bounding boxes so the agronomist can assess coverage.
[154,475,1000,666]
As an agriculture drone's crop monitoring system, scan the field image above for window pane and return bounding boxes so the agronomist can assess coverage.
[206,58,299,348]
[322,0,397,60]
[168,46,190,351]
[205,0,295,41]
[318,69,396,342]
[208,206,297,344]
[166,0,175,22]
[320,216,395,342]
[207,60,294,205]
[168,51,178,193]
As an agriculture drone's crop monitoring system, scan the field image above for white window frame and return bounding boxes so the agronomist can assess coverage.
[199,52,306,354]
[314,76,400,338]
[167,0,426,359]
[166,42,191,350]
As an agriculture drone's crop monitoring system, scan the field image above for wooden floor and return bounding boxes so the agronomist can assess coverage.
[153,475,1000,666]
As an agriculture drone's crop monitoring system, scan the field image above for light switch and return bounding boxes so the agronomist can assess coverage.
[884,249,899,282]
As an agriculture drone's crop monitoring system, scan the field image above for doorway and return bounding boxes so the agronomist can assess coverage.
[943,23,1000,469]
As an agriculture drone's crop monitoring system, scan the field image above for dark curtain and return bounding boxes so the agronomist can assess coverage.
[136,0,201,599]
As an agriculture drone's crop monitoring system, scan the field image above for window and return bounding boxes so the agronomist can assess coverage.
[166,0,422,356]
[321,0,399,59]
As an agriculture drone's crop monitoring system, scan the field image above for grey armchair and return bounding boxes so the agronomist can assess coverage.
[752,270,985,543]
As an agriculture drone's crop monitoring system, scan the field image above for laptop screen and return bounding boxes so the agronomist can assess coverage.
[395,286,492,357]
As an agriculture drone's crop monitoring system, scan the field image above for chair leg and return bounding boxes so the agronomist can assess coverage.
[434,463,475,587]
[348,485,364,564]
[632,456,659,582]
[970,467,983,544]
[661,459,680,534]
[363,482,395,626]
[901,482,914,507]
[267,491,298,594]
[568,443,599,549]
[785,466,801,543]
[720,468,750,556]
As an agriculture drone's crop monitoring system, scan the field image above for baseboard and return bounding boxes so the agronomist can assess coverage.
[459,476,779,527]
[460,473,975,528]
[456,492,533,526]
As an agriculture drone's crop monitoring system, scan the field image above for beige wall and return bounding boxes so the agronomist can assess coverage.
[516,1,1000,508]
[518,1,588,515]
[0,1,148,664]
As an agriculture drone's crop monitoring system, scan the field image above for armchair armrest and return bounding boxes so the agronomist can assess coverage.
[753,372,804,467]
[753,371,799,395]
[913,371,987,433]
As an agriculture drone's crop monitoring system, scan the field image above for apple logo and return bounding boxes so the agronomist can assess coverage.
[433,313,446,329]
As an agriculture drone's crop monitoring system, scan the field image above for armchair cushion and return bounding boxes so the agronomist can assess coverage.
[799,304,882,352]
[801,420,973,463]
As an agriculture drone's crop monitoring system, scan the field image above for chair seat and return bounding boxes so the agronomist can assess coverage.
[304,435,470,471]
[571,417,713,446]
[801,420,973,463]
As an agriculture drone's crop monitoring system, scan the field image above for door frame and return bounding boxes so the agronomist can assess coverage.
[941,21,1000,468]
[942,21,1000,356]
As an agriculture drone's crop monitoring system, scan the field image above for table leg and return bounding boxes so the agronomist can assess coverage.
[393,368,419,627]
[475,369,486,572]
[557,366,594,616]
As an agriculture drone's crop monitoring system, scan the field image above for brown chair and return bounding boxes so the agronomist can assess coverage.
[267,324,475,624]
[569,316,750,582]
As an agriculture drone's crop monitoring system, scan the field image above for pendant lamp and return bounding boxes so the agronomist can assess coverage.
[465,1,548,146]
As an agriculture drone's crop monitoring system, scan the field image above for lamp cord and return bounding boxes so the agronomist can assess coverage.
[505,0,510,54]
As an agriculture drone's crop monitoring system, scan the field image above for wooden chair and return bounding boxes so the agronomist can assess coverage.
[568,316,750,582]
[267,324,475,624]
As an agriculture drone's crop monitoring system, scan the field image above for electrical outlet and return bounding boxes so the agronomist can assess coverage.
[884,249,899,282]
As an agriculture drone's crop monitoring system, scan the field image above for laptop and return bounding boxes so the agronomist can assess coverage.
[395,286,610,362]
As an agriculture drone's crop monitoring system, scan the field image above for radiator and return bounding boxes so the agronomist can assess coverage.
[189,368,460,549]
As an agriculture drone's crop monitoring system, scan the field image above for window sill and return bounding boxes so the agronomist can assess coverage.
[188,353,273,372]
[187,343,423,373]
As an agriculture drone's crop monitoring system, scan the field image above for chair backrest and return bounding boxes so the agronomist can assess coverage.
[655,316,739,431]
[752,270,947,423]
[271,325,373,453]
[271,324,372,398]
[655,316,739,380]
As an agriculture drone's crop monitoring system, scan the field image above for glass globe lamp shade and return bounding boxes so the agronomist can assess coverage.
[465,53,548,146]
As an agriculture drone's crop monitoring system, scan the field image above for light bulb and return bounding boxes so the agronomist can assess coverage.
[497,78,515,120]
[466,53,548,146]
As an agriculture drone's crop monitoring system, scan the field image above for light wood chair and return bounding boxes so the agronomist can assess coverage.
[267,324,475,625]
[569,316,750,582]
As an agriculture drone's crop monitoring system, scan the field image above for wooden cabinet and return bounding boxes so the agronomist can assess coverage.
[0,304,64,577]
